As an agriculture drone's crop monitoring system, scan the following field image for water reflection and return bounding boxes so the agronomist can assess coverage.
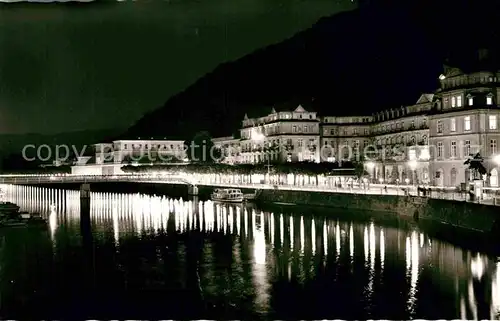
[1,183,500,319]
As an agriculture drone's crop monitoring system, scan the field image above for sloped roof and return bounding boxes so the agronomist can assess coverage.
[443,64,464,77]
[416,93,434,104]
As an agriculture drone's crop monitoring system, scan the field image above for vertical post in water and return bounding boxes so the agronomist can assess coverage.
[188,184,199,196]
[79,183,94,311]
[80,183,91,221]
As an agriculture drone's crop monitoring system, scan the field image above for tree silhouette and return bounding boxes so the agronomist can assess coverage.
[464,153,487,180]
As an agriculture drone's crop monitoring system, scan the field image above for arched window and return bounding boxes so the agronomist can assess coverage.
[491,168,499,187]
[450,168,457,187]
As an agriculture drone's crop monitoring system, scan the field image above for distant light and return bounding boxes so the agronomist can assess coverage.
[439,74,446,80]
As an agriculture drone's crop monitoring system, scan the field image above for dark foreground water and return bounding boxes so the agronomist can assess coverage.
[1,184,499,319]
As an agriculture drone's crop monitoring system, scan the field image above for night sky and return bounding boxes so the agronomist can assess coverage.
[0,0,357,134]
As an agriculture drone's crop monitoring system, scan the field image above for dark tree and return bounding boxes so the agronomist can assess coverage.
[464,153,487,180]
[184,131,221,163]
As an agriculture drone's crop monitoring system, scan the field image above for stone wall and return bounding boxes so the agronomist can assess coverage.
[256,189,500,234]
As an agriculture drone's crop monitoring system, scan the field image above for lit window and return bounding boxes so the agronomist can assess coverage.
[451,97,456,107]
[487,96,493,105]
[437,142,443,158]
[491,139,497,155]
[450,118,456,132]
[468,96,473,106]
[437,120,443,133]
[451,141,457,158]
[464,116,471,131]
[409,149,416,160]
[464,140,471,156]
[457,96,462,107]
[490,115,497,130]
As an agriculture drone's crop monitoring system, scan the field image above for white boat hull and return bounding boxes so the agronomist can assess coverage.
[211,197,244,203]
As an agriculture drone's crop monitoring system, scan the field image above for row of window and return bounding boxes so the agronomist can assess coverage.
[292,125,318,133]
[442,76,498,89]
[374,119,426,134]
[109,144,182,150]
[244,112,316,126]
[447,94,493,108]
[323,117,371,123]
[435,140,497,158]
[437,115,498,134]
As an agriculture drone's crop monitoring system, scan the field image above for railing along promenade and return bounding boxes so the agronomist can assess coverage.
[0,173,498,206]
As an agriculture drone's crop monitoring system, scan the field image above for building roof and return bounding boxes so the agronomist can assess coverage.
[416,93,434,104]
[443,64,464,77]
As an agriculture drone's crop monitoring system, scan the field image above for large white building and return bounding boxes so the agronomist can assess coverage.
[238,105,321,163]
[72,138,186,175]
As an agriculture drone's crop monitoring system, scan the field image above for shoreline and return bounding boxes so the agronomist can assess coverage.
[13,181,500,254]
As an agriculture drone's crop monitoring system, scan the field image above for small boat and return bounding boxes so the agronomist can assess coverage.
[0,220,27,228]
[0,202,20,213]
[19,211,31,220]
[211,188,244,203]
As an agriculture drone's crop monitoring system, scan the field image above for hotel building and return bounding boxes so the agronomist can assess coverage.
[238,105,321,163]
[72,138,186,175]
[225,56,500,187]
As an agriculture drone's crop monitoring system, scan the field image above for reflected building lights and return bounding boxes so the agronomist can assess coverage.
[471,253,485,280]
[364,226,369,263]
[252,215,269,313]
[112,207,119,246]
[280,214,284,248]
[323,221,328,256]
[270,212,274,245]
[335,222,340,257]
[49,206,57,246]
[349,224,354,261]
[406,231,419,316]
[311,218,316,255]
[300,216,305,253]
[369,222,375,270]
[9,183,500,321]
[460,296,467,320]
[491,262,500,319]
[380,229,385,271]
[468,278,478,320]
[236,206,241,235]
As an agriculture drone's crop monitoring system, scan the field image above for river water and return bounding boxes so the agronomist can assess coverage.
[0,184,499,319]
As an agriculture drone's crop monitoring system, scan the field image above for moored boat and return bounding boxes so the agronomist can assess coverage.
[0,202,20,214]
[211,189,244,203]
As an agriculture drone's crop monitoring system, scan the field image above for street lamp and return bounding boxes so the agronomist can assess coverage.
[494,154,500,166]
[366,161,375,182]
[408,160,417,186]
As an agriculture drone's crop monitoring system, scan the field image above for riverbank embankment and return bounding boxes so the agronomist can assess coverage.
[255,189,500,235]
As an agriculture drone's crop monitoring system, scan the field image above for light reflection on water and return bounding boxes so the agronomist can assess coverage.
[1,184,500,319]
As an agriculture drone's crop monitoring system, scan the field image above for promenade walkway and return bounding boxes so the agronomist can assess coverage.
[0,173,498,206]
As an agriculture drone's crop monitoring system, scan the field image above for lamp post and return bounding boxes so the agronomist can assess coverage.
[408,160,418,186]
[366,161,375,183]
